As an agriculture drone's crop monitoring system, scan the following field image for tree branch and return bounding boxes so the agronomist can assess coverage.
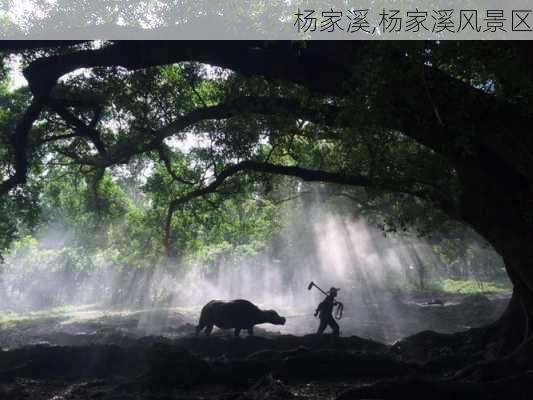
[48,99,108,156]
[163,160,457,256]
[157,146,195,186]
[22,41,533,180]
[68,95,339,168]
[0,98,46,195]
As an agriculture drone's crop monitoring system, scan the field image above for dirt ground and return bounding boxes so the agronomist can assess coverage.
[0,293,513,399]
[0,292,510,349]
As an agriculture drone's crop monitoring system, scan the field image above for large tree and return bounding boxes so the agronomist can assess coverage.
[0,40,532,359]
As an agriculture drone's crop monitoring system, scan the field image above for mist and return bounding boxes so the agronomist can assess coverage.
[0,197,510,343]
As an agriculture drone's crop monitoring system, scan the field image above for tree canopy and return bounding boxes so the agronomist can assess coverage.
[0,41,532,348]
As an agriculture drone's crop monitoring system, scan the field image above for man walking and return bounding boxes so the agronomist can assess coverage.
[314,287,340,336]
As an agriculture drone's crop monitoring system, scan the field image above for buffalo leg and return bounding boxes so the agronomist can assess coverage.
[234,328,241,337]
[205,324,214,336]
[248,327,254,336]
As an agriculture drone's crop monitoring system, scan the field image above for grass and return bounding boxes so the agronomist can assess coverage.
[0,303,200,328]
[439,279,511,294]
[393,278,512,296]
[0,304,88,326]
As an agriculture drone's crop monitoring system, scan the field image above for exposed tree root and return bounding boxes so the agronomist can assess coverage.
[336,371,533,400]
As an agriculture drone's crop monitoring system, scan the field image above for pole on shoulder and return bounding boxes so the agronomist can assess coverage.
[307,281,328,295]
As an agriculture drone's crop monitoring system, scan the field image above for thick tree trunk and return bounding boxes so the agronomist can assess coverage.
[485,289,529,357]
[459,164,533,356]
[498,255,533,359]
[490,235,533,348]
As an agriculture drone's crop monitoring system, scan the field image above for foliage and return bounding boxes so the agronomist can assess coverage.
[439,279,510,295]
[0,42,517,308]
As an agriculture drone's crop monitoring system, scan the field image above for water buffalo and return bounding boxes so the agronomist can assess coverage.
[196,299,286,337]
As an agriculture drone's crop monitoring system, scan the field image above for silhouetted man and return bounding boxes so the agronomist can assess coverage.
[314,287,340,336]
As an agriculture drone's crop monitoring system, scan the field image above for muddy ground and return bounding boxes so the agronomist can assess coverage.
[0,293,517,399]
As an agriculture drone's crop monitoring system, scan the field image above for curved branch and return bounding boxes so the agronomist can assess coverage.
[0,98,46,195]
[69,95,339,168]
[163,160,457,256]
[157,146,195,186]
[23,41,352,98]
[48,99,107,155]
[23,41,533,179]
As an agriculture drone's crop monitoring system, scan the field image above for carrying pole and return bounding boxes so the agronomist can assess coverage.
[307,281,328,295]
